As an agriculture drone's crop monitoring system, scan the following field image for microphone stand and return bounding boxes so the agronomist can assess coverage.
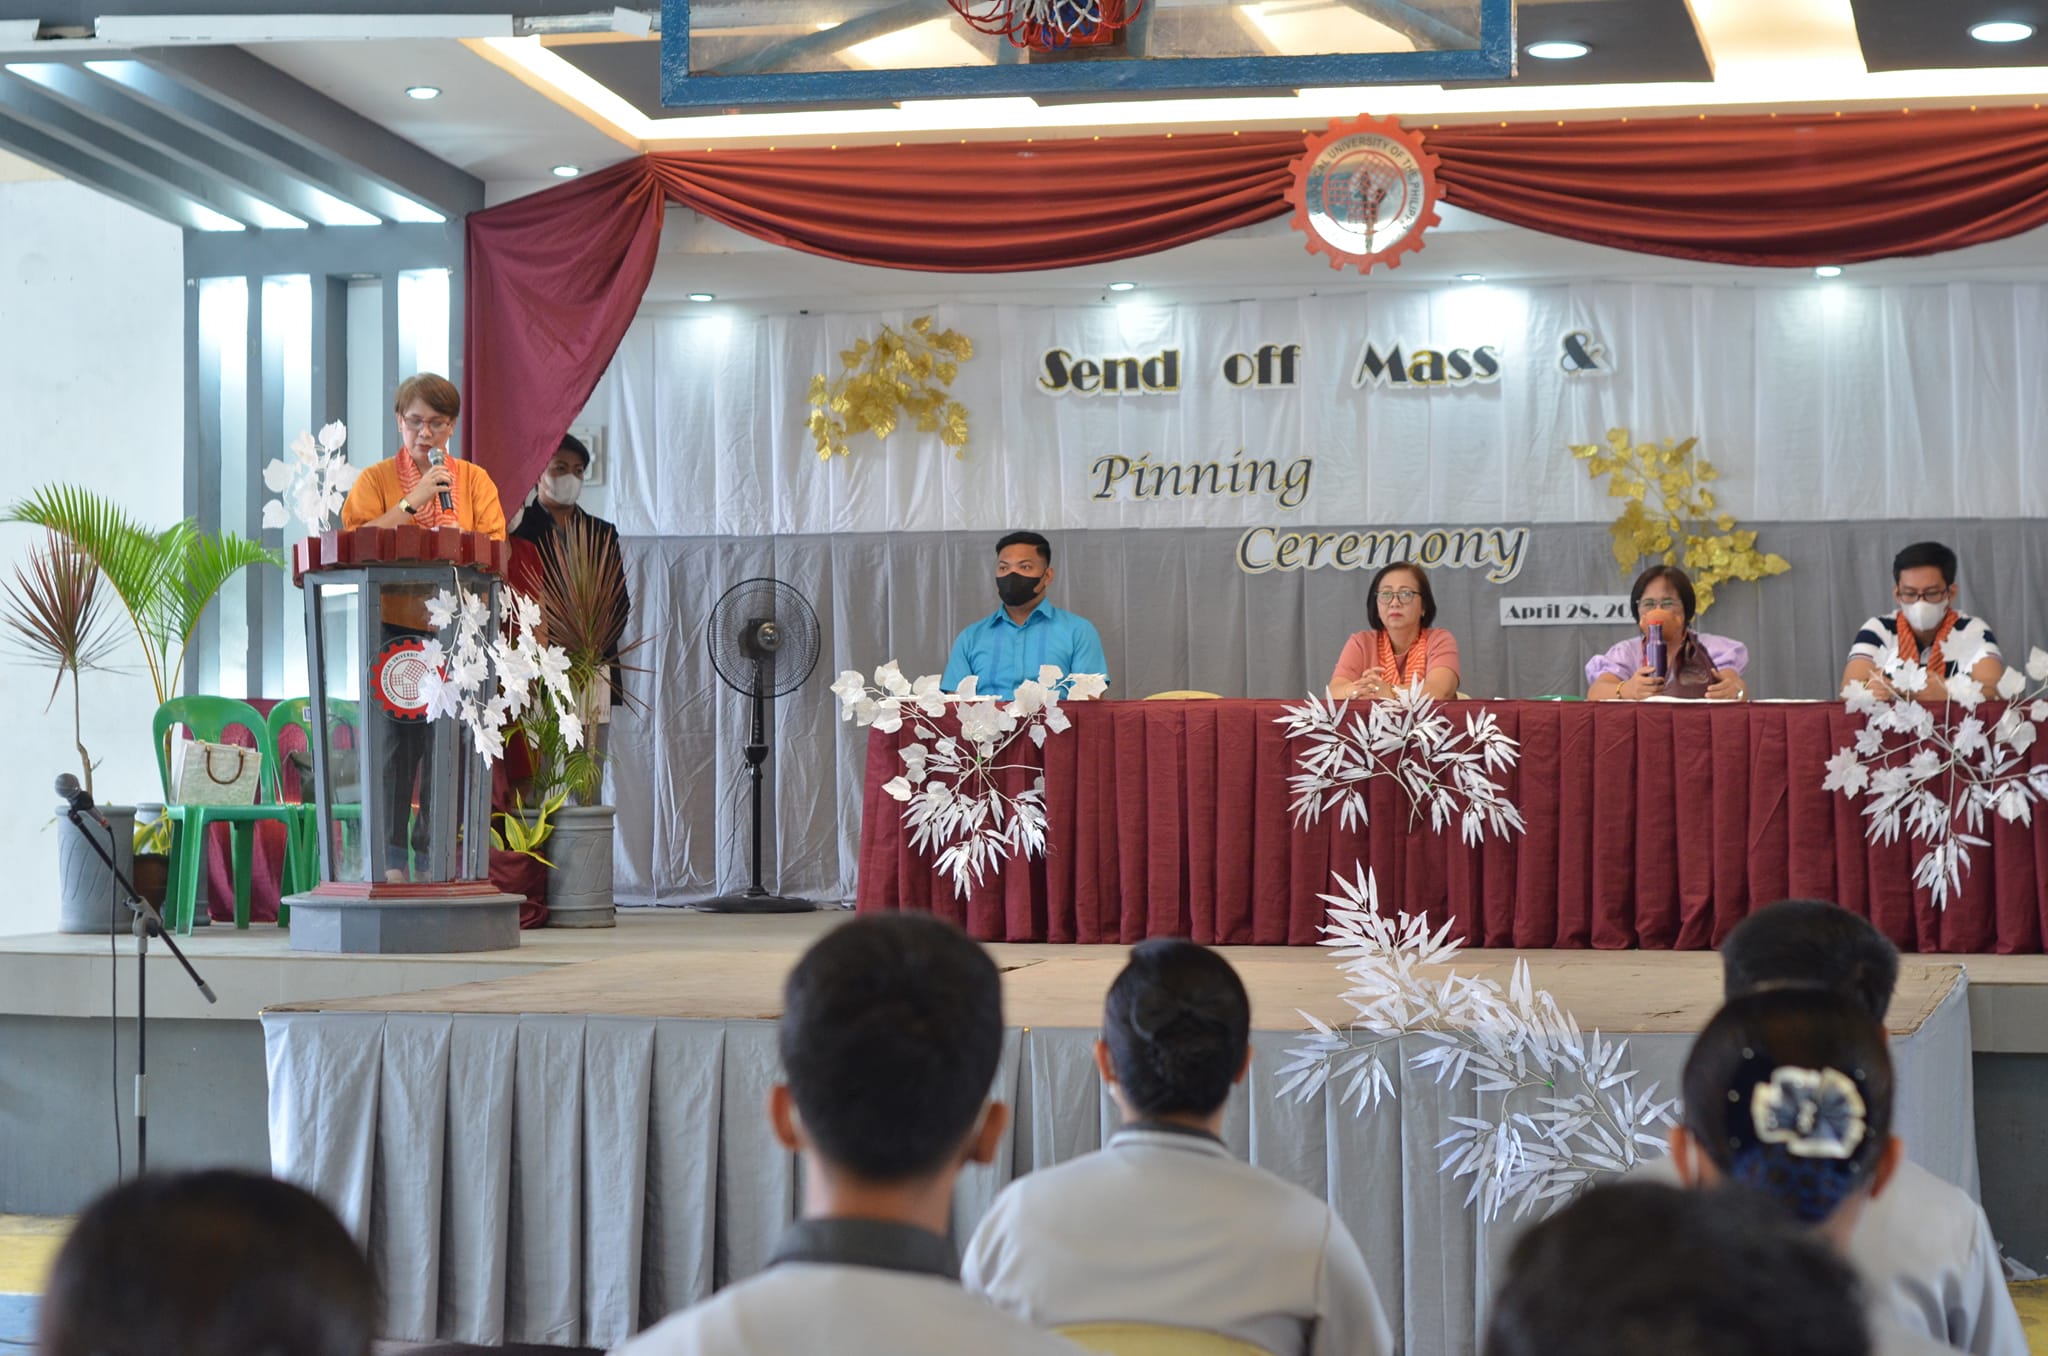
[59,808,216,1174]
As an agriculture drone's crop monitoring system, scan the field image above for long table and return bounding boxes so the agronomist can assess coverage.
[856,699,2048,952]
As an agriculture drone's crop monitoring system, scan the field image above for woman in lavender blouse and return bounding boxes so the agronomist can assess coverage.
[1586,566,1750,701]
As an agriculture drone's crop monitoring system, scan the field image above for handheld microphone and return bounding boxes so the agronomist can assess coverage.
[428,446,454,513]
[55,772,110,829]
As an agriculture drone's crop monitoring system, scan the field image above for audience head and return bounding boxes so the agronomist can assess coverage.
[1676,988,1897,1230]
[1365,561,1438,633]
[775,913,1006,1184]
[1891,541,1958,588]
[1630,564,1697,633]
[1099,939,1252,1120]
[1722,899,1899,1022]
[39,1169,376,1356]
[1484,1180,1869,1356]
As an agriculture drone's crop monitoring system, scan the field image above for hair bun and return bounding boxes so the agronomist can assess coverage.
[1130,990,1225,1040]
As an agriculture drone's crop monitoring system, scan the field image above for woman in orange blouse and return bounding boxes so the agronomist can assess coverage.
[1327,561,1462,702]
[340,372,507,540]
[339,373,508,880]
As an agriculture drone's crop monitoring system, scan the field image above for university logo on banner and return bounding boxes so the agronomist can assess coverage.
[1287,116,1441,272]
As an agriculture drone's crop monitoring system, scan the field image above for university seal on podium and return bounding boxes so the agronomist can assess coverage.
[1287,116,1441,273]
[371,636,433,721]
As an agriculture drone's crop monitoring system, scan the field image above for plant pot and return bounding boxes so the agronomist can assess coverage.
[543,803,616,928]
[56,803,137,935]
[489,847,551,929]
[132,854,169,909]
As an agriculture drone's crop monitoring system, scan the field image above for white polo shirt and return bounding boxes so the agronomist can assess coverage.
[613,1217,1083,1356]
[1847,613,2002,680]
[1632,1156,2022,1356]
[963,1123,1395,1356]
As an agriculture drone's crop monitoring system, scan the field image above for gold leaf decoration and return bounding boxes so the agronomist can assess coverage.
[1570,428,1789,613]
[808,316,974,463]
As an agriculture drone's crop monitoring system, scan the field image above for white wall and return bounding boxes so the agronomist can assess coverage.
[0,179,185,935]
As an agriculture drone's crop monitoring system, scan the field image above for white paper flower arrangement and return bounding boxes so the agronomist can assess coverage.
[1277,864,1676,1222]
[1277,685,1527,845]
[262,421,359,535]
[832,662,1107,896]
[417,583,579,766]
[1826,647,2048,907]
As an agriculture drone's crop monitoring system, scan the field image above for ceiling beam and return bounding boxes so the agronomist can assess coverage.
[130,45,484,219]
[0,68,292,226]
[22,2,624,27]
[85,53,477,223]
[93,12,513,43]
[5,61,383,224]
[0,105,238,229]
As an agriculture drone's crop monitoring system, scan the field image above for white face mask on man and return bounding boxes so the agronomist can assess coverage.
[1901,598,1947,632]
[539,472,583,508]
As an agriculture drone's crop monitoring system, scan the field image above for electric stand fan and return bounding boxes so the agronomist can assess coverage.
[701,577,821,913]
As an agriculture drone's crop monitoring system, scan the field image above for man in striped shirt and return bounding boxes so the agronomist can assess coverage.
[1841,541,2004,702]
[943,531,1110,701]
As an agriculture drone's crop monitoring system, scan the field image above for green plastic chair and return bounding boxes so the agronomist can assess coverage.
[267,697,364,888]
[152,697,305,934]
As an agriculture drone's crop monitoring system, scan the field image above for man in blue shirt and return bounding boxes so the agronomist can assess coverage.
[941,531,1110,700]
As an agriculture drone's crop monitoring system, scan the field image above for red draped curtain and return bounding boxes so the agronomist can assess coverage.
[466,107,2048,500]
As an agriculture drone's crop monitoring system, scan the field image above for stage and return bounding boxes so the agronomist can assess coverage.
[249,915,2008,1354]
[4,912,2047,1353]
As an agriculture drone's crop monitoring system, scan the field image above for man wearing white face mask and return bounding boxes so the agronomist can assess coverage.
[512,434,631,717]
[1842,542,2004,703]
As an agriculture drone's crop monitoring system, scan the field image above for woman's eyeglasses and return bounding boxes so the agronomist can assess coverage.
[402,416,453,435]
[1376,589,1420,605]
[1636,598,1683,615]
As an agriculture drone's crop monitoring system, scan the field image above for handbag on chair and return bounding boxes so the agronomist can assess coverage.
[169,739,263,807]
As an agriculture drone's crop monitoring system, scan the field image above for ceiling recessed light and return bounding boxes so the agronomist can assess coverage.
[551,164,581,178]
[404,85,440,100]
[687,292,715,302]
[1814,265,1844,278]
[1455,273,1486,282]
[1107,281,1137,292]
[1526,40,1589,59]
[1970,20,2034,42]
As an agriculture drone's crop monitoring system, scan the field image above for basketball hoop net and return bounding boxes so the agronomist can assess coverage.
[951,0,1141,50]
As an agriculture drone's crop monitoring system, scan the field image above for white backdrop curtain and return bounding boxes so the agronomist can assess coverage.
[583,282,2048,904]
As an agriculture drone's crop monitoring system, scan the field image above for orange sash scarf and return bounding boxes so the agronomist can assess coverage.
[396,452,454,529]
[1895,608,1958,676]
[1375,629,1431,688]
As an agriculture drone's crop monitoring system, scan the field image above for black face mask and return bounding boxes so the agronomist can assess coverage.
[997,573,1042,608]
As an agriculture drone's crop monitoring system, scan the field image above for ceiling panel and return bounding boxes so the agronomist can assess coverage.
[1453,0,1711,88]
[250,39,632,181]
[1850,0,2048,73]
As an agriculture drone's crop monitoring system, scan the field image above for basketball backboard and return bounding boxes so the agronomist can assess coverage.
[662,0,1515,108]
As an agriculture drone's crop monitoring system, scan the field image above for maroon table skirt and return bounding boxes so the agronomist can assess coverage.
[855,699,2048,952]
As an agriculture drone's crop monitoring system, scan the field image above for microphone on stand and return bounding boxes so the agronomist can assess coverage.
[55,772,110,829]
[428,446,454,513]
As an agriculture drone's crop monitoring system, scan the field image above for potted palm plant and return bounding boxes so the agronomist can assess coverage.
[5,487,281,932]
[520,516,639,928]
[1,530,131,932]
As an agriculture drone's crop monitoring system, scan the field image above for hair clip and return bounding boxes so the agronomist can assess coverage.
[1750,1066,1866,1161]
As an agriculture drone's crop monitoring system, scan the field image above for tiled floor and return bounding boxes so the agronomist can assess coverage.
[0,1213,63,1346]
